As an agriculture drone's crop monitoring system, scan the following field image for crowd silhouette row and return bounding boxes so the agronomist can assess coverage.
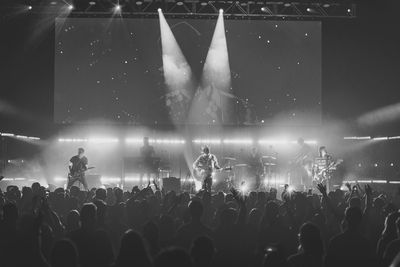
[1,181,400,267]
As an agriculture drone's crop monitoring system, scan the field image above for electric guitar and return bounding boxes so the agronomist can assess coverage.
[193,165,232,180]
[67,167,95,184]
[313,159,343,182]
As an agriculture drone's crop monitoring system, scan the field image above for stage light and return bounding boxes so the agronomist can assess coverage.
[194,180,202,191]
[101,177,121,183]
[373,137,388,141]
[391,163,395,167]
[306,7,312,12]
[68,4,74,10]
[347,8,351,13]
[27,5,32,10]
[322,4,330,8]
[157,8,162,12]
[261,6,267,12]
[54,176,67,182]
[136,1,143,5]
[284,3,291,7]
[372,180,387,184]
[114,4,122,12]
[239,181,248,194]
[125,176,141,182]
[219,9,224,14]
[223,139,253,145]
[89,1,96,5]
[177,1,184,6]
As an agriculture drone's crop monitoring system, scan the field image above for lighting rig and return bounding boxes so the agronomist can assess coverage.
[1,0,356,19]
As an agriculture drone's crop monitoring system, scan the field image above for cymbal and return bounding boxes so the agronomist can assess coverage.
[235,164,249,167]
[224,157,237,161]
[262,156,277,160]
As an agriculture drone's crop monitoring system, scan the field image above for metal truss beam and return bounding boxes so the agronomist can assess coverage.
[1,0,357,19]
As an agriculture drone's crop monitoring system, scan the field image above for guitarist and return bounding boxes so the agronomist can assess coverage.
[67,147,89,191]
[193,146,221,192]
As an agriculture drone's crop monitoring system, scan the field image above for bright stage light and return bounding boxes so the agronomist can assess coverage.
[194,180,202,191]
[287,185,295,193]
[124,176,141,182]
[101,177,121,184]
[239,181,248,194]
[68,4,74,10]
[27,5,33,10]
[373,137,389,141]
[157,8,162,12]
[54,176,67,182]
[88,138,119,144]
[219,9,224,14]
[193,139,222,145]
[223,139,253,145]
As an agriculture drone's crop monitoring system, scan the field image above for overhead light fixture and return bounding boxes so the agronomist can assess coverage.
[135,1,143,5]
[89,1,96,5]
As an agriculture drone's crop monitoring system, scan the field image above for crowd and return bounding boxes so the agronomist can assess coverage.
[1,181,400,267]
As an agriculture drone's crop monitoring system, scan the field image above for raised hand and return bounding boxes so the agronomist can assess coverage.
[365,184,372,196]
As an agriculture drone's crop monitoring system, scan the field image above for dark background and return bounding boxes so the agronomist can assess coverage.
[0,1,399,135]
[54,18,321,125]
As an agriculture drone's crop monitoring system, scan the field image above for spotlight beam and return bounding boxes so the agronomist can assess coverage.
[189,10,233,124]
[158,9,195,125]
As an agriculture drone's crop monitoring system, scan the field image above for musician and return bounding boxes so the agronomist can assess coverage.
[292,138,314,188]
[140,137,156,186]
[314,146,334,190]
[193,146,221,192]
[67,147,89,191]
[247,147,263,189]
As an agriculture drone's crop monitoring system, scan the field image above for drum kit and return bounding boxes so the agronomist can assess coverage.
[215,155,280,191]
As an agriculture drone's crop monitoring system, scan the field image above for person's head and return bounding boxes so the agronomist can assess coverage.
[345,206,363,231]
[298,222,323,256]
[51,239,78,267]
[80,203,97,229]
[143,137,150,146]
[188,200,203,221]
[349,197,361,208]
[66,210,80,232]
[117,230,151,267]
[202,146,210,155]
[319,146,327,157]
[114,187,123,202]
[78,147,85,157]
[154,248,192,267]
[190,236,215,267]
[95,188,107,201]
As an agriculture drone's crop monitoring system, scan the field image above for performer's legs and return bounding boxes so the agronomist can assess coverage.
[67,177,75,190]
[80,175,89,191]
[203,176,212,192]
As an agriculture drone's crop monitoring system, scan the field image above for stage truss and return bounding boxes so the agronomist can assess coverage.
[1,0,356,19]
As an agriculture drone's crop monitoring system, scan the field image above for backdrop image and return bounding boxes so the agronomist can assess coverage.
[55,18,321,125]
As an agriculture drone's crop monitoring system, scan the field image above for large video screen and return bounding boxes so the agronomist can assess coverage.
[55,18,321,125]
